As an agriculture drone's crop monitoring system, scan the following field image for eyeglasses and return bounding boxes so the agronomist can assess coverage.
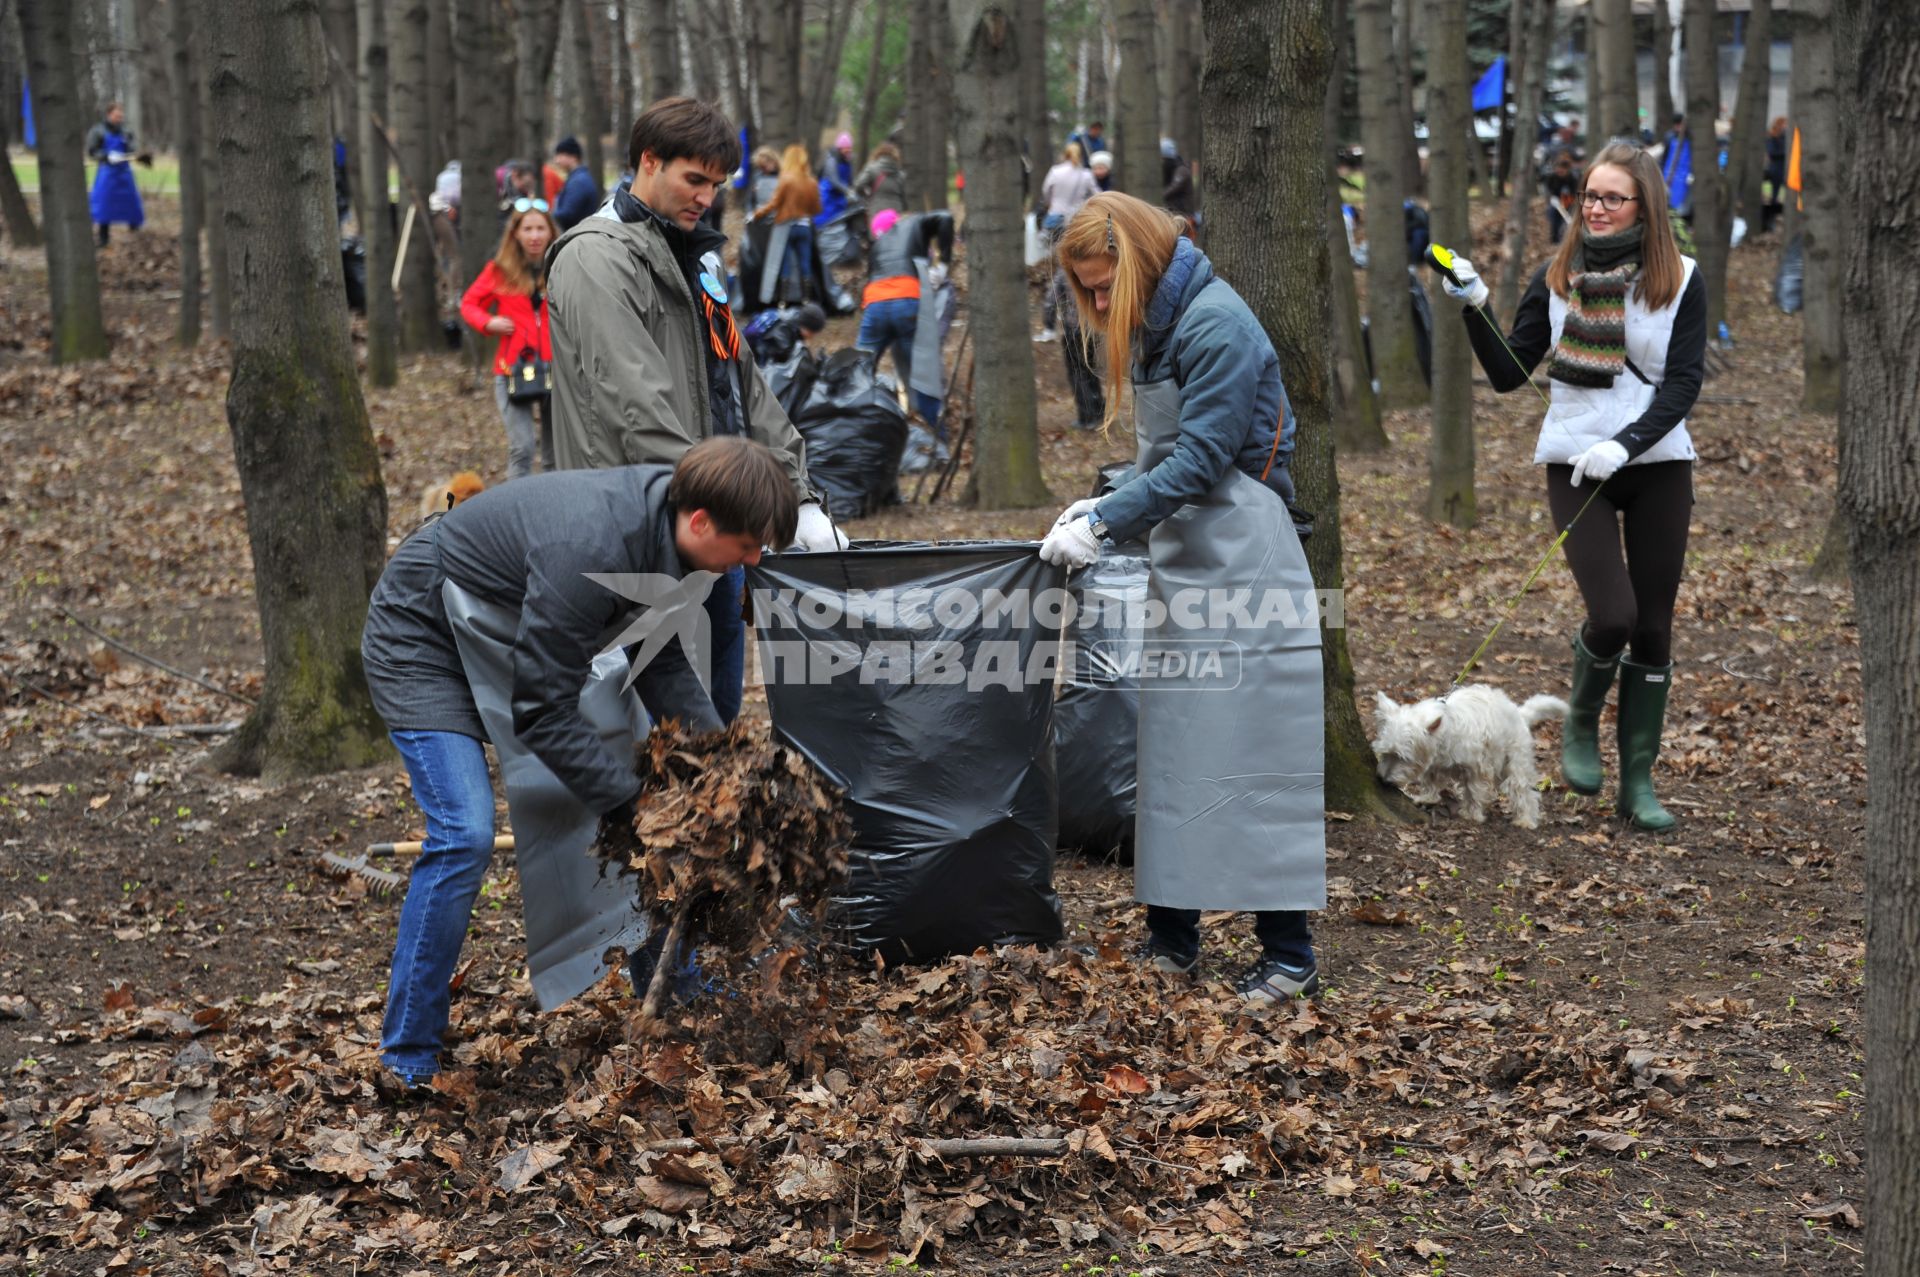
[1580,192,1638,211]
[512,197,550,214]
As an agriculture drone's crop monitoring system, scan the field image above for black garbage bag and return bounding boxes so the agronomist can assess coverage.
[1055,463,1148,862]
[340,236,367,313]
[761,347,820,416]
[792,349,909,518]
[748,543,1067,962]
[1775,233,1804,314]
[816,201,867,267]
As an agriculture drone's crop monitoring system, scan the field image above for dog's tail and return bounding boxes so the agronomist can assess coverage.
[1521,694,1569,727]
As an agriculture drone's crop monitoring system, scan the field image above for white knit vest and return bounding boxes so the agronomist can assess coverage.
[1534,255,1698,467]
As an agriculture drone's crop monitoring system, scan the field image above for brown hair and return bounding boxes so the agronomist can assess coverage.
[490,205,558,295]
[751,145,779,172]
[668,437,799,548]
[1545,142,1685,311]
[1055,191,1187,432]
[628,96,742,175]
[756,143,823,222]
[867,140,900,166]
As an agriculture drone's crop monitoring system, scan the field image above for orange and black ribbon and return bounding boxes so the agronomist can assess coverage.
[701,293,740,362]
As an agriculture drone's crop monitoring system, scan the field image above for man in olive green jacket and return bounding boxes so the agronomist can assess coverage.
[546,98,846,727]
[546,97,842,550]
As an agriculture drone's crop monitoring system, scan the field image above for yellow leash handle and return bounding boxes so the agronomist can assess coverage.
[1427,242,1553,409]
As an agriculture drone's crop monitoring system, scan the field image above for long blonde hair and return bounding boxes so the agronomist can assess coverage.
[490,205,557,296]
[1545,142,1685,311]
[1055,191,1186,432]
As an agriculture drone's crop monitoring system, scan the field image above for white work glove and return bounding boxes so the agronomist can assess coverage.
[1569,440,1628,486]
[791,501,850,552]
[1441,254,1489,308]
[926,262,949,291]
[1050,498,1099,531]
[1038,509,1103,570]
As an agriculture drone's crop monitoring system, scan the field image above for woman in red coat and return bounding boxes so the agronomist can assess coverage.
[461,199,558,479]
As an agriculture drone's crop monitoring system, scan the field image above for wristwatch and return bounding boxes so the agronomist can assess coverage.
[1084,510,1110,541]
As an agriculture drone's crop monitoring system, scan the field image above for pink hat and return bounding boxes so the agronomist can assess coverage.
[871,208,900,237]
[836,132,853,151]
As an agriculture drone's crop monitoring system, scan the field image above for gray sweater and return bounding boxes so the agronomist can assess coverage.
[361,465,720,814]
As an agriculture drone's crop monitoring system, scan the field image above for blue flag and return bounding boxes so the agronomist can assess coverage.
[1471,57,1506,113]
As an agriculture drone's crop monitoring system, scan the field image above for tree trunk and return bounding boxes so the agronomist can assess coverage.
[905,0,935,205]
[1728,0,1772,228]
[644,0,679,100]
[802,0,857,150]
[171,0,203,348]
[1394,0,1419,198]
[1652,0,1676,145]
[1498,0,1551,321]
[205,0,392,781]
[752,0,800,144]
[17,0,109,363]
[1683,0,1729,335]
[613,0,633,138]
[1426,0,1474,528]
[1203,0,1404,821]
[1163,0,1197,161]
[1494,0,1529,196]
[321,0,361,230]
[391,0,439,353]
[1794,0,1842,413]
[430,0,458,171]
[455,0,502,373]
[1184,4,1204,222]
[358,0,399,386]
[948,2,1049,510]
[1112,0,1159,198]
[1835,4,1920,1270]
[1593,0,1636,142]
[571,0,606,182]
[703,0,745,126]
[1324,0,1382,452]
[198,0,232,339]
[0,69,41,246]
[858,0,896,161]
[515,0,561,161]
[1353,0,1422,407]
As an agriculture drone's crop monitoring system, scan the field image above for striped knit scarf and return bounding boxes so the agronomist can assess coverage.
[1548,224,1645,388]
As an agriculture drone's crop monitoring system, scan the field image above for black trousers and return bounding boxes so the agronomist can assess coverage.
[1061,328,1105,428]
[1146,905,1314,968]
[1546,460,1693,666]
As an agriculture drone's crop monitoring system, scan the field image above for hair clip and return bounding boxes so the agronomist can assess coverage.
[1105,213,1116,252]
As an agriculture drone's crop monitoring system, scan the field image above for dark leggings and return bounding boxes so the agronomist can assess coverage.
[1546,460,1692,665]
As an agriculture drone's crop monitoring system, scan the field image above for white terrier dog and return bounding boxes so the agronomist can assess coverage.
[1370,686,1569,829]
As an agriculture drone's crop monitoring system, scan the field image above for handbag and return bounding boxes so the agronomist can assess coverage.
[505,291,550,404]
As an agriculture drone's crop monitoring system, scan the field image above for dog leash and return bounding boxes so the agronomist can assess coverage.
[1423,244,1606,692]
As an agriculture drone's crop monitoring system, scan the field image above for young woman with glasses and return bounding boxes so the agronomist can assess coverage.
[1435,142,1707,831]
[460,199,559,480]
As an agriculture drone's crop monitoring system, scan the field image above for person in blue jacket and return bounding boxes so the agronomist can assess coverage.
[1039,191,1327,1006]
[550,136,604,231]
[85,103,145,246]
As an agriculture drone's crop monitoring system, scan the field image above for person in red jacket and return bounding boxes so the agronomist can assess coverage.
[461,199,558,480]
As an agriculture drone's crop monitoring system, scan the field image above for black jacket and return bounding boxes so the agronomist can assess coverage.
[361,465,720,814]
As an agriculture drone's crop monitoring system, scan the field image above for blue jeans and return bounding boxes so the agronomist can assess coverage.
[857,297,944,436]
[381,729,498,1081]
[1146,904,1315,969]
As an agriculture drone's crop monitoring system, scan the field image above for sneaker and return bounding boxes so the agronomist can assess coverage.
[374,1067,437,1103]
[1135,942,1200,975]
[1033,328,1058,343]
[1236,957,1322,1005]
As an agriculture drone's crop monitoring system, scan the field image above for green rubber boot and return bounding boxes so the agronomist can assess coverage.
[1561,631,1618,795]
[1615,656,1676,831]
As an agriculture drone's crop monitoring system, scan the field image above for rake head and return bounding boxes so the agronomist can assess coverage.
[317,848,406,894]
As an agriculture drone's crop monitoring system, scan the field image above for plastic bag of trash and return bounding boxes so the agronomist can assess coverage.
[791,349,909,518]
[748,543,1067,962]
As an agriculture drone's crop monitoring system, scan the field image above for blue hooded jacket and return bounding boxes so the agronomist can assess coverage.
[1095,236,1295,544]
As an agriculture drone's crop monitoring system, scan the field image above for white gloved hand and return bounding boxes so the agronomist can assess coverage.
[1441,254,1490,308]
[1038,510,1103,570]
[926,262,949,291]
[1051,498,1099,531]
[791,501,850,551]
[1569,440,1628,486]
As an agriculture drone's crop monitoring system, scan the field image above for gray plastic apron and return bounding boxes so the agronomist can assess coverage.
[1129,379,1328,912]
[442,581,650,1010]
[758,222,794,307]
[908,261,953,403]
